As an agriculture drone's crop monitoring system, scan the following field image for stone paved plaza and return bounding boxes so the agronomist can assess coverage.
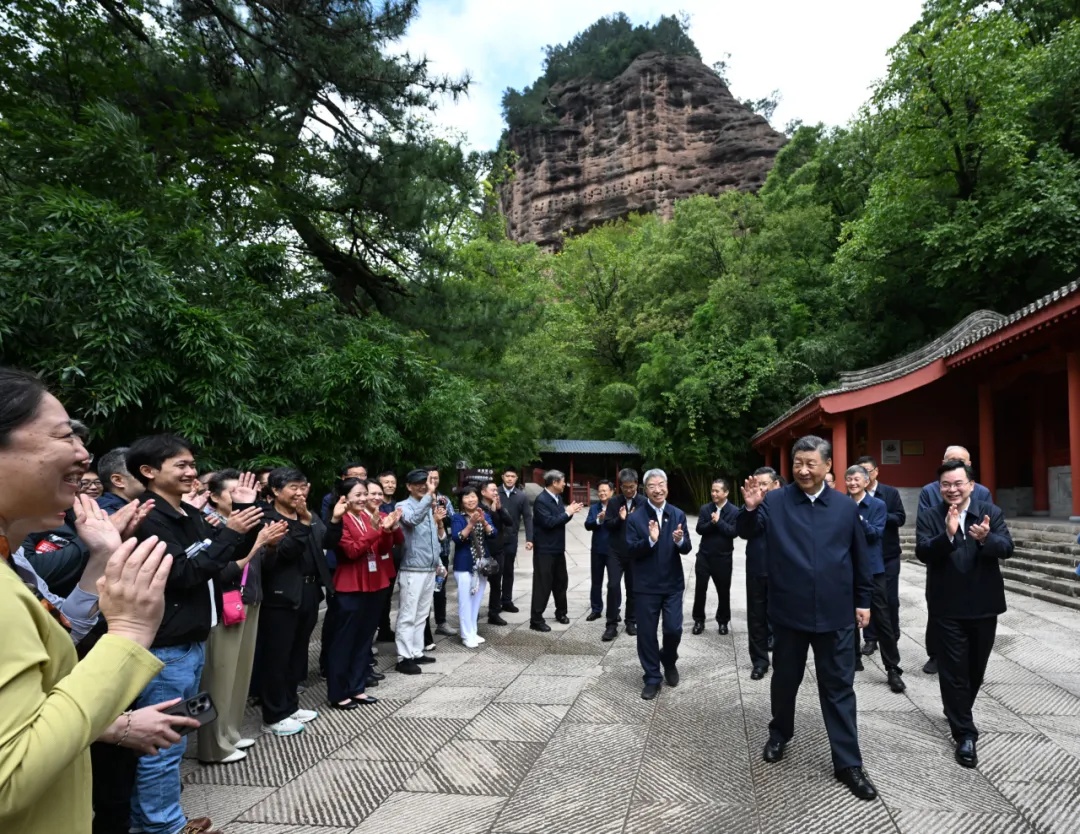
[180,518,1080,834]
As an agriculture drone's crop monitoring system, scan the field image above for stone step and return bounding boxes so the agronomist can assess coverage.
[1015,546,1079,568]
[1013,539,1078,554]
[1000,564,1080,598]
[1003,577,1080,613]
[1007,556,1079,582]
[1009,523,1080,544]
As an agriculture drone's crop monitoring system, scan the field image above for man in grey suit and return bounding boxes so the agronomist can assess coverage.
[494,467,534,616]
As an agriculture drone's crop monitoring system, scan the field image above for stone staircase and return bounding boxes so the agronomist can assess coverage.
[901,518,1080,612]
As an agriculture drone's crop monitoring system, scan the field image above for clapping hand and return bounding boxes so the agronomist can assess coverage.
[673,524,684,544]
[968,514,991,543]
[256,520,288,548]
[741,477,765,510]
[434,504,448,524]
[619,505,627,521]
[566,501,585,517]
[710,509,719,523]
[380,511,397,530]
[96,536,172,649]
[226,505,264,533]
[648,519,660,543]
[110,498,154,539]
[331,495,349,523]
[73,494,122,557]
[945,505,961,538]
[230,472,260,504]
[294,496,312,525]
[185,491,209,511]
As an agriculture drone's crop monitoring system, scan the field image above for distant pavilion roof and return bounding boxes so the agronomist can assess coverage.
[539,439,641,455]
[752,279,1080,447]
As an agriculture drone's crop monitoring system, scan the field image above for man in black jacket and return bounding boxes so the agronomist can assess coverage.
[692,478,739,635]
[743,467,782,679]
[916,460,1013,769]
[855,455,907,656]
[127,435,263,834]
[481,479,516,625]
[530,469,584,631]
[497,467,534,613]
[602,468,649,641]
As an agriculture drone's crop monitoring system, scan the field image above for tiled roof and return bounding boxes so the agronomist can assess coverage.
[751,279,1080,443]
[539,439,641,455]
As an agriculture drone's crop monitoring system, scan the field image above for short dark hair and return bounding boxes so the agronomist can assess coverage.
[0,367,47,447]
[792,435,831,461]
[458,485,481,502]
[617,467,638,485]
[97,447,131,494]
[502,466,518,475]
[206,468,242,509]
[126,434,195,487]
[334,476,365,499]
[712,477,730,492]
[70,419,90,443]
[855,455,877,469]
[753,466,778,482]
[937,459,974,481]
[254,466,273,477]
[338,461,366,477]
[777,476,787,487]
[268,466,307,494]
[597,479,614,491]
[480,479,498,492]
[377,470,396,480]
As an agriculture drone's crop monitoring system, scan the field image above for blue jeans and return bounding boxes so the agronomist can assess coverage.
[130,642,206,834]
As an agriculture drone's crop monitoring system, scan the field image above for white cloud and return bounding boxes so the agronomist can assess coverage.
[399,0,927,151]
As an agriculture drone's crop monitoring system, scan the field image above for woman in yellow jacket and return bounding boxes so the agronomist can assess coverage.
[0,367,178,834]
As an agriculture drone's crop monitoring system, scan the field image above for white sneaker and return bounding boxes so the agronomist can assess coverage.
[263,717,304,736]
[476,636,486,644]
[424,643,437,652]
[463,639,480,649]
[291,708,319,724]
[372,646,379,656]
[235,738,255,750]
[220,749,248,763]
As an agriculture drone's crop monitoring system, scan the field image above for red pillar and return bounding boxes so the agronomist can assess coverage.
[831,415,848,485]
[978,383,997,498]
[1068,350,1080,521]
[1032,382,1049,515]
[569,455,575,503]
[779,443,791,482]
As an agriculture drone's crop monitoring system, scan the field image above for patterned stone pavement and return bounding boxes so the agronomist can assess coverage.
[181,518,1080,833]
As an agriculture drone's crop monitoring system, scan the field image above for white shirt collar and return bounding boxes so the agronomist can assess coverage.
[649,501,667,519]
[806,482,827,503]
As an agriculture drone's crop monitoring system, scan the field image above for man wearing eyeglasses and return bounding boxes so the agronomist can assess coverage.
[855,456,906,659]
[917,446,993,675]
[915,459,1012,769]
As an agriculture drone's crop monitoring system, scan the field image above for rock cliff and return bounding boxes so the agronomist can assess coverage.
[497,52,787,248]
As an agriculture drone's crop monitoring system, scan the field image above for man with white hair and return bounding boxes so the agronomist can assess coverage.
[625,469,693,700]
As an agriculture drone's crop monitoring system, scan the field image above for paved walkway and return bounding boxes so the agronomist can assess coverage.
[181,517,1080,833]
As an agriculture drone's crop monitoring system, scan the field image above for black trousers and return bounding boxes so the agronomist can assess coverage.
[863,560,900,642]
[636,591,683,685]
[487,546,508,616]
[257,584,320,724]
[326,588,385,703]
[692,552,733,624]
[938,615,997,741]
[770,623,862,771]
[925,615,940,660]
[90,740,137,834]
[746,573,770,670]
[856,573,902,673]
[605,550,636,626]
[589,549,608,614]
[319,595,340,676]
[530,551,568,623]
[423,547,452,644]
[501,544,518,606]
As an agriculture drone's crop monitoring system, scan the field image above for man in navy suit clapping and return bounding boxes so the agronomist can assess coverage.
[626,469,693,701]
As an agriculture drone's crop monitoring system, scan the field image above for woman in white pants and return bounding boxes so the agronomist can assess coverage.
[450,487,498,648]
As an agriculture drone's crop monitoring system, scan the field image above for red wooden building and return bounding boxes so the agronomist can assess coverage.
[751,280,1080,521]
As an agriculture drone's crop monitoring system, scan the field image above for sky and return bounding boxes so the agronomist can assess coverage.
[399,0,929,152]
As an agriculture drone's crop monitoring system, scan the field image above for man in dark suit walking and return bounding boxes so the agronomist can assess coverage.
[743,467,781,679]
[626,469,693,700]
[917,445,993,675]
[737,435,878,801]
[583,480,614,621]
[916,459,1013,768]
[855,455,906,656]
[529,470,584,631]
[692,478,738,635]
[496,467,534,615]
[602,468,648,642]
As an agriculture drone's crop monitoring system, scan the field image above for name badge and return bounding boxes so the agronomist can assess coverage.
[368,559,378,573]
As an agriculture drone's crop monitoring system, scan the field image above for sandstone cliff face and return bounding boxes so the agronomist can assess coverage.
[498,52,787,248]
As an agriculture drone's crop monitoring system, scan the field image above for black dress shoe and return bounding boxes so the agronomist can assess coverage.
[835,766,878,800]
[664,666,680,687]
[750,665,768,680]
[692,620,705,635]
[329,700,360,711]
[861,639,878,656]
[601,624,618,641]
[395,660,421,675]
[530,621,552,632]
[376,629,395,643]
[555,615,570,625]
[923,657,938,675]
[488,614,508,625]
[502,603,520,613]
[415,655,436,664]
[641,683,661,700]
[625,622,637,636]
[718,622,729,635]
[586,611,602,621]
[887,670,906,693]
[762,739,787,763]
[855,658,864,672]
[365,676,380,687]
[368,669,386,681]
[955,738,977,768]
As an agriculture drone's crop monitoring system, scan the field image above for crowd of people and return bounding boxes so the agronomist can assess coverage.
[0,363,1016,833]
